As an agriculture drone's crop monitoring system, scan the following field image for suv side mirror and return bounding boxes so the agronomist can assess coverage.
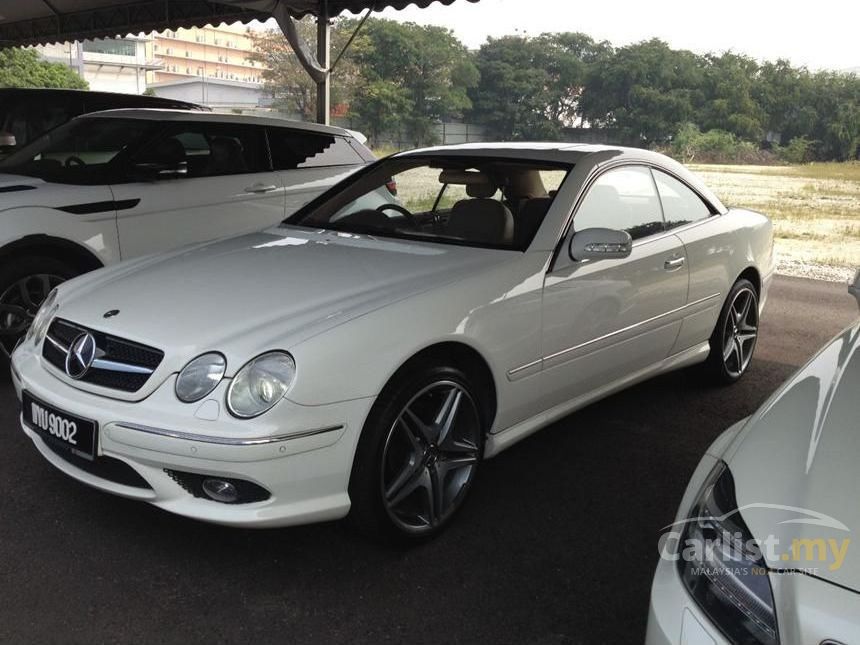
[570,227,633,261]
[133,160,188,179]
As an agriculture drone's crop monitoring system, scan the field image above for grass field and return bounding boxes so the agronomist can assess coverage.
[689,163,859,280]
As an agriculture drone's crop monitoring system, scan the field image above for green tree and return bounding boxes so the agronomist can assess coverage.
[469,36,559,140]
[351,20,478,146]
[578,39,703,145]
[698,52,763,140]
[350,79,412,146]
[469,33,604,140]
[807,71,860,160]
[0,48,87,89]
[250,19,366,120]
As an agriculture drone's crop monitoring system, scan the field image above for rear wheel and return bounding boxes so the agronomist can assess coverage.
[703,278,759,384]
[0,256,78,365]
[348,364,485,541]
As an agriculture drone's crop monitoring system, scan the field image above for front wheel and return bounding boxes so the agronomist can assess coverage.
[348,364,485,541]
[0,256,77,364]
[703,278,759,384]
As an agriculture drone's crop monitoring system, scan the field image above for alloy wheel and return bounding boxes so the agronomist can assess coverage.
[722,287,758,378]
[0,274,63,357]
[381,380,482,533]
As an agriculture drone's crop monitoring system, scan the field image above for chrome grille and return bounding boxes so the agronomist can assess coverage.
[42,318,164,392]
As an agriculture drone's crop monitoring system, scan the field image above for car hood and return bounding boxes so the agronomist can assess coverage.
[56,226,509,381]
[726,319,860,592]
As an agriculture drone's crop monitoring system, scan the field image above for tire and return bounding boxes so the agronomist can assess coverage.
[702,278,759,385]
[0,255,79,369]
[347,363,485,542]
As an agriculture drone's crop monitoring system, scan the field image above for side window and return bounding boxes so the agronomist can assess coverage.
[132,122,267,178]
[268,128,364,170]
[652,169,712,229]
[574,166,664,240]
[3,95,78,148]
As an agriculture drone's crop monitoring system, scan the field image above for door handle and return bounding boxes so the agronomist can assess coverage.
[244,184,278,194]
[664,256,686,271]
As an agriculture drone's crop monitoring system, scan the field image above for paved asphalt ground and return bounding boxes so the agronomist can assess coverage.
[0,275,856,645]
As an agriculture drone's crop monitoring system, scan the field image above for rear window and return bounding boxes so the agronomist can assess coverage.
[268,128,364,170]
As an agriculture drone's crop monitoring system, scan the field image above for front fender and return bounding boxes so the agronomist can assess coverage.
[0,204,120,266]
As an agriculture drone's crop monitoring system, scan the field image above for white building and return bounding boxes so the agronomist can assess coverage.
[36,36,161,95]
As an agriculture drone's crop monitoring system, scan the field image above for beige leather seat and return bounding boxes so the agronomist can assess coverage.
[447,187,515,246]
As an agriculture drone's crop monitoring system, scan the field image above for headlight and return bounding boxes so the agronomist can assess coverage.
[26,288,58,345]
[175,353,227,403]
[226,351,295,418]
[678,461,779,645]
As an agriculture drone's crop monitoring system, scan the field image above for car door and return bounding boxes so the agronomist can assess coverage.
[651,168,728,354]
[111,120,285,259]
[267,126,368,216]
[538,165,690,412]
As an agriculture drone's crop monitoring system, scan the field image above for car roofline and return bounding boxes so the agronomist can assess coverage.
[77,108,352,136]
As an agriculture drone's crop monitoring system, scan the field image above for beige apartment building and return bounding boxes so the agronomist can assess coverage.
[146,23,265,86]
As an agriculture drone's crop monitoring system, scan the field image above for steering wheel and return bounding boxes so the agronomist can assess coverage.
[376,203,418,228]
[65,156,85,168]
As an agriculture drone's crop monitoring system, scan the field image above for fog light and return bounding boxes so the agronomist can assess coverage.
[202,478,239,503]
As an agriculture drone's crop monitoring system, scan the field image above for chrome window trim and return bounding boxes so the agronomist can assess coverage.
[114,421,345,446]
[630,215,716,250]
[507,292,722,378]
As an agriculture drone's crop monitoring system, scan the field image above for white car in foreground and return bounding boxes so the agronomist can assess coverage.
[647,271,860,644]
[11,143,774,539]
[0,108,376,363]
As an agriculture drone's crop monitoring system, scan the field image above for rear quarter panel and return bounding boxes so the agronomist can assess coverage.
[670,208,773,353]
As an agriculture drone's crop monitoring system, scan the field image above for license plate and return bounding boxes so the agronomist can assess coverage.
[22,391,98,461]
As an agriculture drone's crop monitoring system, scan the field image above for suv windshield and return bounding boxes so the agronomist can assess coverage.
[285,156,571,251]
[0,117,160,184]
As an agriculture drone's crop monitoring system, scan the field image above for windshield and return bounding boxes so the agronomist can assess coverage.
[286,156,571,251]
[0,117,160,184]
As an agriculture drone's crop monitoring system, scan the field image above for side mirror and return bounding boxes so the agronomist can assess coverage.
[133,160,188,179]
[569,227,633,261]
[849,268,860,309]
[0,131,17,148]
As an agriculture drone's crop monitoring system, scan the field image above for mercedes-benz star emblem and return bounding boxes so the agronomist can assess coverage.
[65,333,97,379]
[103,309,120,319]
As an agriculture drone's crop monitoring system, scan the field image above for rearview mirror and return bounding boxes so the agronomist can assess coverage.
[0,131,16,148]
[570,227,633,261]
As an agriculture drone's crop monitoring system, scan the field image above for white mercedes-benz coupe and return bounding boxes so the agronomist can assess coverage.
[11,143,774,539]
[647,271,860,645]
[0,108,376,364]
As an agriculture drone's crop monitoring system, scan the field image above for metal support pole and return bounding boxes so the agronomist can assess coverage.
[316,6,331,125]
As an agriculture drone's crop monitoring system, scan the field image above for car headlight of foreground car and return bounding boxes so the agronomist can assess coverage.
[226,351,296,418]
[175,353,227,402]
[678,461,779,645]
[26,288,58,345]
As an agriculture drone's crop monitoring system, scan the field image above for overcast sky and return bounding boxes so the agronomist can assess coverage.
[364,0,858,71]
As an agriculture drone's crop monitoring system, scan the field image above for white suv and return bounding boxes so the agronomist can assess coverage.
[0,108,377,362]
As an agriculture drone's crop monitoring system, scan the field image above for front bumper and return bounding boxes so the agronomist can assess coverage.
[11,343,375,528]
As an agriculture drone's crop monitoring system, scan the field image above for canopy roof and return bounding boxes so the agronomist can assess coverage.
[0,0,475,48]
